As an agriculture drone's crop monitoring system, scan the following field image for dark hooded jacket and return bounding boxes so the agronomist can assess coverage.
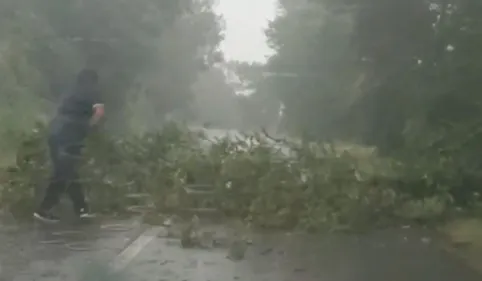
[49,70,102,146]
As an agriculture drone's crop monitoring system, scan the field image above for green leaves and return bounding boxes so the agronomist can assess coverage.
[0,121,457,230]
[0,0,224,136]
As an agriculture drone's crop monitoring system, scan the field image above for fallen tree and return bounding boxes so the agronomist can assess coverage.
[0,121,474,231]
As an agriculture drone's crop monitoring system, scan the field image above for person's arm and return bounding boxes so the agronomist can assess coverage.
[89,103,104,126]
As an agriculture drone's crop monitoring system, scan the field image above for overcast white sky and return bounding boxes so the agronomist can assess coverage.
[214,0,277,63]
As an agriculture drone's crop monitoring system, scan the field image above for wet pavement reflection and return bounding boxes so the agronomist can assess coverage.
[126,226,481,281]
[0,216,144,281]
[1,219,481,281]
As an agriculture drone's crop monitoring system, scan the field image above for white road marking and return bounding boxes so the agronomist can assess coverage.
[109,226,165,272]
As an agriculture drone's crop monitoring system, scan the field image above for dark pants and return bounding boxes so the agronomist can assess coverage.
[38,135,87,213]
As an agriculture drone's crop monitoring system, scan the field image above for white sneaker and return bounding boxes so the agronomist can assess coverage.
[33,211,60,223]
[78,208,96,219]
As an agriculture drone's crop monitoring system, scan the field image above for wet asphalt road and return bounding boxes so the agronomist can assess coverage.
[0,216,145,281]
[126,227,482,281]
[1,220,481,281]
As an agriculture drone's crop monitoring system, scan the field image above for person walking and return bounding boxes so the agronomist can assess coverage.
[33,69,105,223]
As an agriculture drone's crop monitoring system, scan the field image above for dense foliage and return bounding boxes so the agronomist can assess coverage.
[229,0,482,219]
[0,0,223,142]
[232,0,482,146]
[1,0,482,231]
[0,122,461,230]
